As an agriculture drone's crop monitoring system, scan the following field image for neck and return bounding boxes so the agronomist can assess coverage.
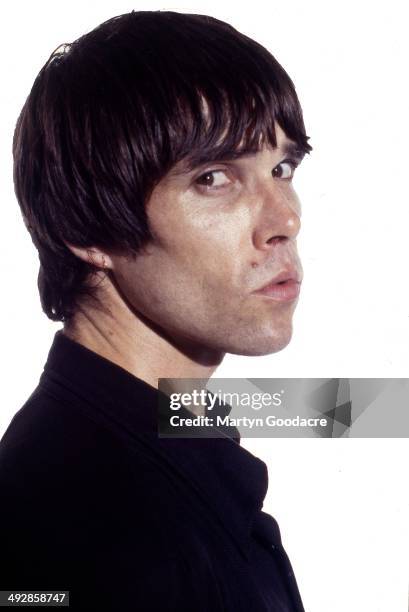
[62,283,224,391]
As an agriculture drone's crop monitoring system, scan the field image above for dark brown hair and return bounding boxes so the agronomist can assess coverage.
[13,10,312,321]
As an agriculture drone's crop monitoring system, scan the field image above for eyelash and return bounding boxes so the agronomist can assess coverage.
[194,158,300,191]
[272,158,300,180]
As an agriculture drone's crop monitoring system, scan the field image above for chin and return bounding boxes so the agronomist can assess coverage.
[225,325,294,357]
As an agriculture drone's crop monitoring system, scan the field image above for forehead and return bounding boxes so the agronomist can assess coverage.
[199,97,288,152]
[272,122,288,144]
[199,95,285,144]
[167,120,300,179]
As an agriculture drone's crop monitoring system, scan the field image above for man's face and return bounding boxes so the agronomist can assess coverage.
[110,122,304,357]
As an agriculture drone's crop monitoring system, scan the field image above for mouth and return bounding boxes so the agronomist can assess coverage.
[252,270,302,302]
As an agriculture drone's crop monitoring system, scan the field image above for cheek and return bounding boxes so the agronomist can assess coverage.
[153,214,224,261]
[113,240,245,336]
[115,198,254,318]
[113,249,212,316]
[154,217,247,285]
[288,188,302,217]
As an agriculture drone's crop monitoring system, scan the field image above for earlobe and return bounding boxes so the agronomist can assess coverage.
[65,243,112,270]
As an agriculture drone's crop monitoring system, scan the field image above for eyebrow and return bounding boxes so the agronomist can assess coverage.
[280,142,307,162]
[168,140,306,178]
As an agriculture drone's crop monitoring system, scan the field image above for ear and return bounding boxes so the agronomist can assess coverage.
[65,244,113,270]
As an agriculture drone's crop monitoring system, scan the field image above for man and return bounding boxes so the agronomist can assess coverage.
[0,10,312,611]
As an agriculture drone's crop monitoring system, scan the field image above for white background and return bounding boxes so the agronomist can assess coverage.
[1,2,408,611]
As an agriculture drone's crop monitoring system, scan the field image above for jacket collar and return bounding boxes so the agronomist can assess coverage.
[40,330,269,560]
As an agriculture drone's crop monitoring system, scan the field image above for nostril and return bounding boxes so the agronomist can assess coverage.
[266,236,287,246]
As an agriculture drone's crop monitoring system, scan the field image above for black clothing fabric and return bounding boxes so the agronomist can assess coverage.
[0,331,305,611]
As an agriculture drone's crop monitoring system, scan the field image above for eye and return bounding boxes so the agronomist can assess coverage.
[272,159,299,180]
[194,169,231,191]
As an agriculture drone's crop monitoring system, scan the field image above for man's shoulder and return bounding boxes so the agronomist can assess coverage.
[0,387,214,605]
[0,385,124,474]
[0,384,166,508]
[0,384,187,551]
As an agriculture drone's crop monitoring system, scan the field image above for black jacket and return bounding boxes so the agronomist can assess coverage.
[0,331,305,611]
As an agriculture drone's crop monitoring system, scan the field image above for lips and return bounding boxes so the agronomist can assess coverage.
[262,270,302,286]
[253,270,302,302]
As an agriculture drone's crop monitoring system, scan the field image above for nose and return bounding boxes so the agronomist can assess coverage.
[252,183,301,251]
